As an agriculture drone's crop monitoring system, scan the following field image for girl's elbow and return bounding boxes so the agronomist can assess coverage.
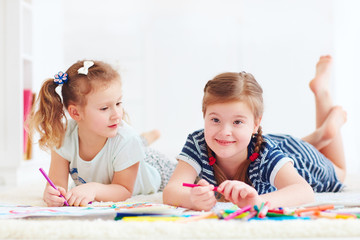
[163,184,179,206]
[305,184,315,202]
[162,186,171,205]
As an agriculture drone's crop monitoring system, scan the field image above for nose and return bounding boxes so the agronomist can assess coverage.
[111,107,123,120]
[219,123,232,136]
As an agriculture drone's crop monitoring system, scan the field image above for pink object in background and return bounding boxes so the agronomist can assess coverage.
[23,89,33,154]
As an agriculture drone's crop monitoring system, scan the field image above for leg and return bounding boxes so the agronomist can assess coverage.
[144,148,177,191]
[140,129,161,146]
[302,106,346,150]
[301,55,347,182]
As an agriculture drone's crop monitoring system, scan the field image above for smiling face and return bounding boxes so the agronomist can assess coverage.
[204,101,260,163]
[77,80,123,141]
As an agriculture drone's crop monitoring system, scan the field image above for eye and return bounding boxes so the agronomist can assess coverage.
[116,101,122,106]
[100,106,108,111]
[211,118,220,123]
[234,120,243,125]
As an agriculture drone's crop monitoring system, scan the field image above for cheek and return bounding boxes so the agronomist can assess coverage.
[204,124,217,146]
[89,112,106,126]
[235,128,253,144]
[119,107,124,118]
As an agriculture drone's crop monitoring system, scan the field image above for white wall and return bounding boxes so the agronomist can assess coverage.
[332,0,360,174]
[0,0,5,164]
[32,0,359,173]
[29,0,65,170]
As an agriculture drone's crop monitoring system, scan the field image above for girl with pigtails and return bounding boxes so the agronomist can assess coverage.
[28,60,176,207]
[163,55,347,211]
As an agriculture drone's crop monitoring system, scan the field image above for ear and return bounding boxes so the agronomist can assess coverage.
[68,104,82,121]
[253,117,262,134]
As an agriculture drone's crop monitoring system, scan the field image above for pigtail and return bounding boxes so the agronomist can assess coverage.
[27,79,67,151]
[232,126,264,183]
[207,146,227,187]
[253,126,264,155]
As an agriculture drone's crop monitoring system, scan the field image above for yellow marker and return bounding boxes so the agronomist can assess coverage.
[177,212,217,223]
[315,211,357,219]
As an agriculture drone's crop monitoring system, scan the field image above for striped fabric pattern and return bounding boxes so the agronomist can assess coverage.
[263,134,343,193]
[177,129,217,185]
[178,130,343,194]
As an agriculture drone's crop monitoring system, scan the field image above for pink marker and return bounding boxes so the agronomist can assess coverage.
[224,205,252,220]
[39,168,69,206]
[182,183,218,192]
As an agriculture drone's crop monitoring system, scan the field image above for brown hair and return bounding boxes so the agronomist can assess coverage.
[203,72,264,189]
[27,60,121,151]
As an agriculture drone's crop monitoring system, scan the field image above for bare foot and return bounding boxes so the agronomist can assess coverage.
[141,129,161,146]
[309,55,332,96]
[309,106,347,150]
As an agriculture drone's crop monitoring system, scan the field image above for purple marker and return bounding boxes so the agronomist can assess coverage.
[39,168,69,206]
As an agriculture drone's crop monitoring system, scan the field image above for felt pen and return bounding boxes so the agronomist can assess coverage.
[266,212,294,217]
[224,205,252,220]
[258,201,270,218]
[182,183,218,192]
[250,215,311,221]
[294,204,334,216]
[39,168,69,206]
[314,211,357,219]
[177,212,217,223]
[256,202,265,217]
[242,211,258,221]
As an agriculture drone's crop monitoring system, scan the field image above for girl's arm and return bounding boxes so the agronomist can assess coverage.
[49,150,70,188]
[163,160,217,211]
[260,161,315,207]
[43,151,70,207]
[65,162,139,206]
[95,162,139,201]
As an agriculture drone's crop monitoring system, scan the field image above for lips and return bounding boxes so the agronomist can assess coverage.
[108,120,120,129]
[108,123,118,128]
[216,139,236,145]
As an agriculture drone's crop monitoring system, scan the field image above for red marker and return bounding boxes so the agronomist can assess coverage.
[258,201,270,218]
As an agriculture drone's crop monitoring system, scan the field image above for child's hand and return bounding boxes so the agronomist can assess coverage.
[218,180,260,207]
[189,179,217,211]
[43,185,68,207]
[65,183,96,207]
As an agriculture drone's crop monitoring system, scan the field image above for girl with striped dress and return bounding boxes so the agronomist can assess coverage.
[163,55,346,211]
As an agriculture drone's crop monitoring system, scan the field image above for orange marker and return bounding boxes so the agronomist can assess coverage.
[295,204,334,216]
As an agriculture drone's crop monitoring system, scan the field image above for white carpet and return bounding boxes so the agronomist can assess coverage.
[0,175,359,239]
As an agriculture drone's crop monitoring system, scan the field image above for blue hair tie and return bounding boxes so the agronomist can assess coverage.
[54,71,68,84]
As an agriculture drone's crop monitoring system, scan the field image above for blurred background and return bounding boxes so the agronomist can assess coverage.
[1,0,359,185]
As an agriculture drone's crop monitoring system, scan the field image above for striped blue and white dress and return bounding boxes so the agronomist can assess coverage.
[177,129,343,194]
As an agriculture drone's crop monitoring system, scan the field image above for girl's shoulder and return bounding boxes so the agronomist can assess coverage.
[183,129,207,148]
[248,133,293,157]
[62,119,79,142]
[55,119,79,155]
[187,129,205,140]
[263,133,301,146]
[255,133,303,159]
